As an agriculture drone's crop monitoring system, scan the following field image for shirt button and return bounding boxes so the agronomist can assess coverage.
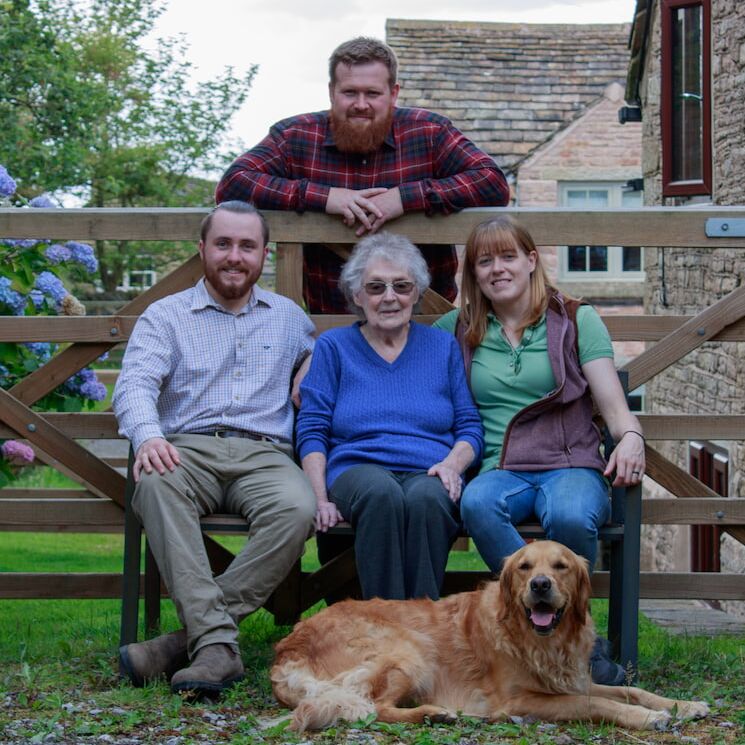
[362,159,367,165]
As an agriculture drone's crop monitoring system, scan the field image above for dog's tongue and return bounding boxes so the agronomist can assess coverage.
[530,610,555,627]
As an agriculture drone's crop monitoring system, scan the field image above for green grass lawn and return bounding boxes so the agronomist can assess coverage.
[1,531,743,744]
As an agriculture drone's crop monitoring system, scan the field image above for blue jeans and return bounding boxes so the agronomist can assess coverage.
[460,468,610,574]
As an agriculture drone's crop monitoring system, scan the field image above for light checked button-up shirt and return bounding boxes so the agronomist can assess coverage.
[113,280,315,453]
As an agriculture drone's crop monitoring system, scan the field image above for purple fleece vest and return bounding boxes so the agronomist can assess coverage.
[499,293,607,472]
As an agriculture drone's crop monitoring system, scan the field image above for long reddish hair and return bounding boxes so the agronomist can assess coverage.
[460,216,553,348]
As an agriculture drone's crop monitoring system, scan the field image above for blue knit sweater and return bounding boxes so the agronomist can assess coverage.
[296,321,484,489]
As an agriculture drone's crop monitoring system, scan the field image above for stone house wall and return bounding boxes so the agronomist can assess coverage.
[638,0,745,615]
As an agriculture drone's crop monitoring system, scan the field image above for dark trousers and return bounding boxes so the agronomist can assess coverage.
[329,464,460,600]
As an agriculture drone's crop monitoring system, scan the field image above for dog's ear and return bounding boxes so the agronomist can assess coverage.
[571,554,592,626]
[496,554,517,621]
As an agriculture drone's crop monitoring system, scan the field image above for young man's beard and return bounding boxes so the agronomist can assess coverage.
[203,263,260,301]
[330,107,394,154]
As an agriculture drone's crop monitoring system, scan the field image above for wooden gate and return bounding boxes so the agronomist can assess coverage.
[1,207,744,603]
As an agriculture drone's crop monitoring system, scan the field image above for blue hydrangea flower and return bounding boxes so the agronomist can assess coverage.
[80,379,107,401]
[34,271,68,304]
[45,243,72,265]
[24,342,53,362]
[66,241,98,273]
[0,165,16,197]
[29,289,45,309]
[29,195,55,208]
[0,364,9,385]
[0,277,27,315]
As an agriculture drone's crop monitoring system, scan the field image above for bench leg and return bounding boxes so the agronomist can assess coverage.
[119,478,142,647]
[144,542,161,636]
[608,483,641,680]
[268,558,302,626]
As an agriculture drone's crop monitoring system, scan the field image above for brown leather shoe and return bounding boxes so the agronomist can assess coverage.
[119,629,188,687]
[170,643,245,698]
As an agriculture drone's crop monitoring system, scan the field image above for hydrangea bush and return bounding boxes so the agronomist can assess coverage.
[1,165,107,486]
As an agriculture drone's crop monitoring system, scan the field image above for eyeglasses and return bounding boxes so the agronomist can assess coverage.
[363,281,416,296]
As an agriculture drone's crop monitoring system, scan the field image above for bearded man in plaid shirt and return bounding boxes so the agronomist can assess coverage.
[216,36,510,313]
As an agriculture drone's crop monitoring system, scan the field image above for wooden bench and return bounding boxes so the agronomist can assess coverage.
[119,435,643,674]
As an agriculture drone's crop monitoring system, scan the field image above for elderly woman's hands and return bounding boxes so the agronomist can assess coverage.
[316,499,344,532]
[428,441,475,502]
[428,462,463,502]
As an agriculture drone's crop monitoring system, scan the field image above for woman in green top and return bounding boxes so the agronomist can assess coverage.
[435,216,644,684]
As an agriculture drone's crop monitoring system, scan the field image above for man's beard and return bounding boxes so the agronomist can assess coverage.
[330,107,394,154]
[203,263,260,302]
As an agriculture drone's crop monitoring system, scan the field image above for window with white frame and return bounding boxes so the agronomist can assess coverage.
[118,255,157,292]
[559,183,645,280]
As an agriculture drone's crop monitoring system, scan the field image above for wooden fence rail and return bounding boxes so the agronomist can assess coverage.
[1,207,744,604]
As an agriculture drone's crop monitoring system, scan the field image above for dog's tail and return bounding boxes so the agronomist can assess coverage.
[273,661,376,731]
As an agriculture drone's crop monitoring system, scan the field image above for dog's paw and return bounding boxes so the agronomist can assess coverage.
[673,700,710,720]
[426,708,458,724]
[645,710,672,731]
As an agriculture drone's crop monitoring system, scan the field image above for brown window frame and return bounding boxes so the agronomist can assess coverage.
[661,0,712,197]
[688,441,727,573]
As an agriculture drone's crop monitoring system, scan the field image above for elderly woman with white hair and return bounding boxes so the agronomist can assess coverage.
[295,232,483,600]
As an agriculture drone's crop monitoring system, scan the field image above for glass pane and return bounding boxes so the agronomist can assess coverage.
[567,246,587,271]
[566,190,588,207]
[671,5,703,182]
[587,190,609,208]
[622,189,642,207]
[623,246,641,272]
[589,246,608,272]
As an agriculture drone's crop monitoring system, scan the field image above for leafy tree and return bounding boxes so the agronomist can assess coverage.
[0,0,256,291]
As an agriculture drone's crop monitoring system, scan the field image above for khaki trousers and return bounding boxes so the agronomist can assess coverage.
[132,434,315,657]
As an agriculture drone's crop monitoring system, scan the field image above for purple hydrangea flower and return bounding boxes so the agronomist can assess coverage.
[65,242,98,273]
[80,380,107,401]
[29,195,56,208]
[44,243,72,265]
[1,440,35,465]
[34,271,68,304]
[0,277,27,315]
[15,239,40,249]
[0,165,16,197]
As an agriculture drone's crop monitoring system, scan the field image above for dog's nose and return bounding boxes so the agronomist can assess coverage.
[530,575,552,595]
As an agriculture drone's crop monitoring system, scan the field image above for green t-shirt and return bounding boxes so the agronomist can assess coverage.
[434,306,613,472]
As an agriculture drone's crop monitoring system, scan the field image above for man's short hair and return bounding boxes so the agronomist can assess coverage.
[329,37,398,88]
[202,201,269,245]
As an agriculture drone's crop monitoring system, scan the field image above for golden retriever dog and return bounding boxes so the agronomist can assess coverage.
[271,540,709,731]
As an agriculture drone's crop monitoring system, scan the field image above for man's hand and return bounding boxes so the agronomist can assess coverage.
[134,437,181,482]
[356,187,404,236]
[326,187,387,230]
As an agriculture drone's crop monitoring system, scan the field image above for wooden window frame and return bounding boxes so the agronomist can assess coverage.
[689,441,727,573]
[661,0,712,197]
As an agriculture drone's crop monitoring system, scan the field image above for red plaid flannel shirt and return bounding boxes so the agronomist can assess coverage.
[216,107,509,313]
